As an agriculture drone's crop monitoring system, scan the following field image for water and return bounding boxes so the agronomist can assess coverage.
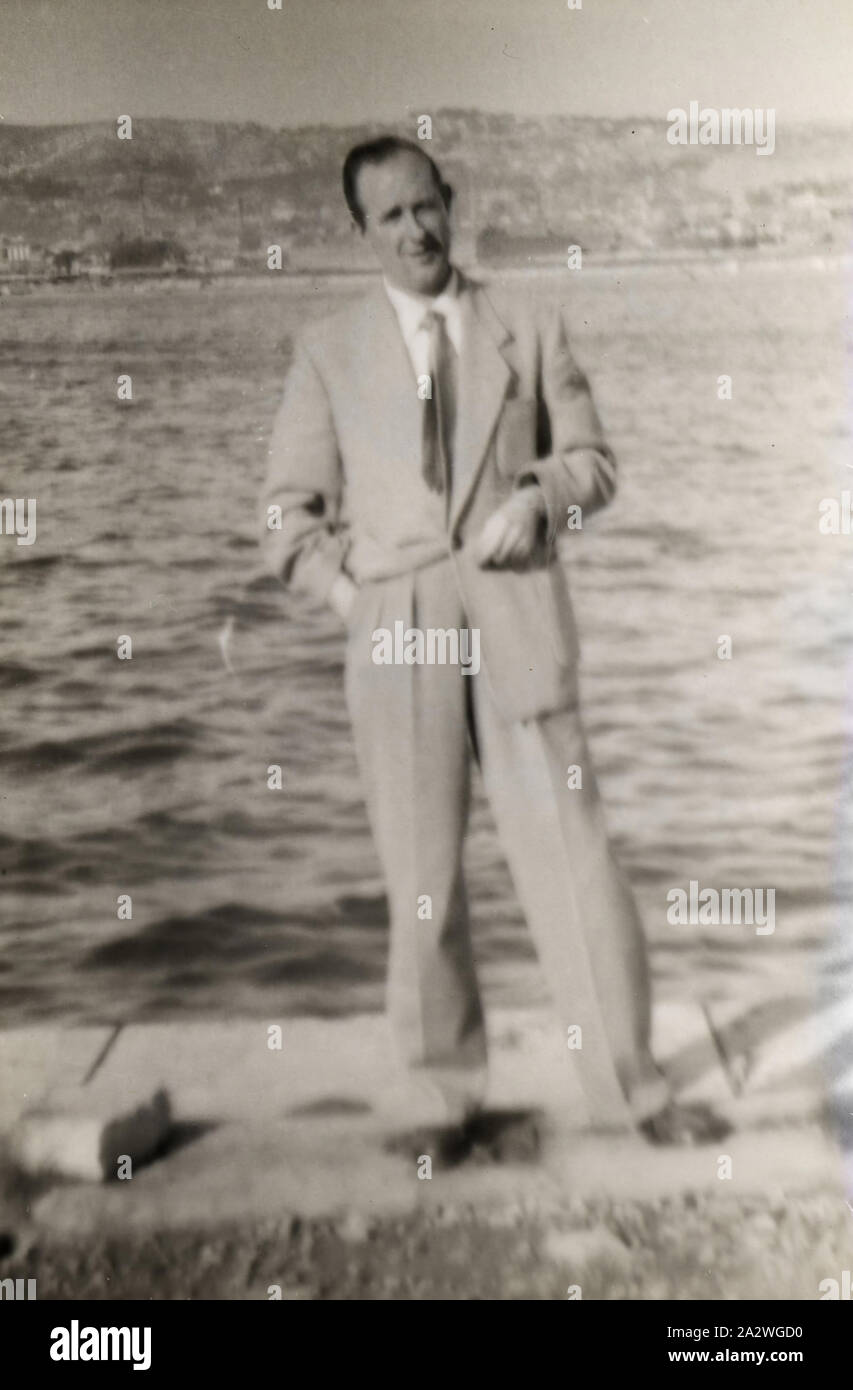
[1,261,851,1026]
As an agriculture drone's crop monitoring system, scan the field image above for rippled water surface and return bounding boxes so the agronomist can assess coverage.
[2,262,851,1025]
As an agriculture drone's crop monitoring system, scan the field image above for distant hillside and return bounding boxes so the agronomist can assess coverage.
[1,111,851,268]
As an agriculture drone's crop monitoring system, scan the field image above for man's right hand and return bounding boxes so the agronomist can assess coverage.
[328,572,359,623]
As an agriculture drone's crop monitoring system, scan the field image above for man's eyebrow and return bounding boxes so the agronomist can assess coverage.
[380,204,402,221]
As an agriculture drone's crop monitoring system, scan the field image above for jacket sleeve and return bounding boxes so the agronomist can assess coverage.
[513,304,617,546]
[259,330,348,605]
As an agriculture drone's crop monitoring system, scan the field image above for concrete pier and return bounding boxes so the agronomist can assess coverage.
[1,996,847,1237]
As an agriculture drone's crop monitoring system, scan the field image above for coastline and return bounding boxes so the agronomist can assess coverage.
[2,247,850,298]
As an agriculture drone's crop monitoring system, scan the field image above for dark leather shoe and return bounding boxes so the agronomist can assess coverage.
[383,1123,472,1169]
[465,1109,543,1165]
[638,1101,732,1146]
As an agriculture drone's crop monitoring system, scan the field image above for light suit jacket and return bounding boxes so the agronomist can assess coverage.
[259,270,617,723]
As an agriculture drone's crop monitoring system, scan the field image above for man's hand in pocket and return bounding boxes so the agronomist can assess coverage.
[328,572,359,622]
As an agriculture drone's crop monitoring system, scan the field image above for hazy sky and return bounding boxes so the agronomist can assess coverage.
[1,0,851,127]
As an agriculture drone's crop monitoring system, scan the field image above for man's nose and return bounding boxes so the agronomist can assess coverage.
[400,208,425,240]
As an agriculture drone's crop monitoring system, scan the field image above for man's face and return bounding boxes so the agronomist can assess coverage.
[355,150,452,296]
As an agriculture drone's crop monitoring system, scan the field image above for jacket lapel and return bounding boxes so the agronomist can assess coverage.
[450,277,513,534]
[351,277,512,525]
[356,284,422,449]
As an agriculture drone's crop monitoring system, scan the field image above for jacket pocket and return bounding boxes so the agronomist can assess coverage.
[533,563,578,669]
[453,550,580,722]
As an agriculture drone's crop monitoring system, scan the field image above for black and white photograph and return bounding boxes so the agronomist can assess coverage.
[1,0,853,1337]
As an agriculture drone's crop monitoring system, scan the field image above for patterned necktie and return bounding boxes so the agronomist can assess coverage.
[421,309,457,495]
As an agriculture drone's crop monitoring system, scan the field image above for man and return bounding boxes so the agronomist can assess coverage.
[260,136,720,1154]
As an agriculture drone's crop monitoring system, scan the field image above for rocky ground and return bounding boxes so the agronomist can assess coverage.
[2,1153,850,1301]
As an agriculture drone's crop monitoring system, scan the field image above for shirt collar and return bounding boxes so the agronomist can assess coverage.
[383,267,460,344]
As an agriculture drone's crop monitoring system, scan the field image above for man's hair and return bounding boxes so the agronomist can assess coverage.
[342,136,449,230]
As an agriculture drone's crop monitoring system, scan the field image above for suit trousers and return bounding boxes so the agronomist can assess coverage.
[344,556,669,1126]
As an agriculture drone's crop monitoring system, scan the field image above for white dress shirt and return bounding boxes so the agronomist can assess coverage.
[383,268,463,378]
